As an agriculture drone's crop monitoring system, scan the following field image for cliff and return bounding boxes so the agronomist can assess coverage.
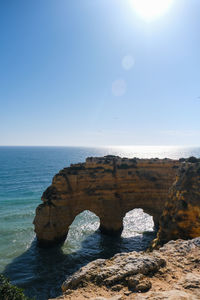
[152,158,200,248]
[33,156,200,300]
[34,156,180,246]
[51,238,200,300]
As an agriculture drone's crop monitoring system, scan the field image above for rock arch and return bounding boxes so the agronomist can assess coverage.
[68,209,100,237]
[34,156,180,247]
[122,208,154,236]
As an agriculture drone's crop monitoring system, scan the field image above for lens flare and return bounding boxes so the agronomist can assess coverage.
[122,55,135,70]
[112,79,127,97]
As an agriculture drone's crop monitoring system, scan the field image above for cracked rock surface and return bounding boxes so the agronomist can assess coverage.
[50,238,200,300]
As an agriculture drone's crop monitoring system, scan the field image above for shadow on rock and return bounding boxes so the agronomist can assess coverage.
[3,229,156,300]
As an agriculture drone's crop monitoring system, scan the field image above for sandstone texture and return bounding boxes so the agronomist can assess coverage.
[35,156,200,300]
[50,238,200,300]
[34,156,180,246]
[153,159,200,248]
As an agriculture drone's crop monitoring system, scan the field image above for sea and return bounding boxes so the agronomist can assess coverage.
[1,146,200,300]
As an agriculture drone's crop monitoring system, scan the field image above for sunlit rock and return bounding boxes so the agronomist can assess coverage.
[33,156,179,247]
[152,159,200,248]
[56,238,200,300]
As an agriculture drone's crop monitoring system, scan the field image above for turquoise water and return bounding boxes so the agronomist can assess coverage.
[1,146,200,299]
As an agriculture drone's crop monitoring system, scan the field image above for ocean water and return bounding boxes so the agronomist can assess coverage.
[1,146,200,300]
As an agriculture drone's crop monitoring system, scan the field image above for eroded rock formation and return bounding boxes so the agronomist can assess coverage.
[34,156,180,246]
[51,238,200,300]
[152,159,200,248]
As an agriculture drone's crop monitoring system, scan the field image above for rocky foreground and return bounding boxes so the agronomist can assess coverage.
[51,238,200,300]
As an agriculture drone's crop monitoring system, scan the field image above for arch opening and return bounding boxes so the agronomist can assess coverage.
[67,210,100,249]
[122,208,154,238]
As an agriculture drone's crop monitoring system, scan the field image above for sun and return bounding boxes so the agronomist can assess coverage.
[130,0,173,21]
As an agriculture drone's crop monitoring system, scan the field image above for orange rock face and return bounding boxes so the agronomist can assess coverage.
[33,156,180,247]
[153,160,200,247]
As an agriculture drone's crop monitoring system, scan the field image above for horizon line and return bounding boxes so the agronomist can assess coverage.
[0,145,200,148]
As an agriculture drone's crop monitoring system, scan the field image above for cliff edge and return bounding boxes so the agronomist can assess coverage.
[51,238,200,300]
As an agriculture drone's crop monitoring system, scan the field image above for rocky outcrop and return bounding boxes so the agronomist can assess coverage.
[34,156,180,246]
[51,238,200,300]
[35,156,200,299]
[62,252,165,293]
[152,160,200,248]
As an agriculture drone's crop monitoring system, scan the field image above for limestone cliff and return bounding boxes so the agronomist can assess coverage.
[152,158,200,248]
[34,156,180,246]
[34,156,200,299]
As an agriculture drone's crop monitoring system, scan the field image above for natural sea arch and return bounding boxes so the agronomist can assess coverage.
[33,156,180,247]
[68,209,154,241]
[65,209,154,252]
[67,210,100,242]
[122,209,154,238]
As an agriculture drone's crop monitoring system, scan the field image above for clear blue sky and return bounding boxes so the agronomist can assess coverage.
[1,0,200,146]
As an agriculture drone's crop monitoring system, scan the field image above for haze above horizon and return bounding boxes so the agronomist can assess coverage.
[1,0,200,146]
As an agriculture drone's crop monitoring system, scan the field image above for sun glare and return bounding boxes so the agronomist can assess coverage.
[131,0,173,21]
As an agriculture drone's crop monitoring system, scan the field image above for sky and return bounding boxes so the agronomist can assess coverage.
[0,0,200,146]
